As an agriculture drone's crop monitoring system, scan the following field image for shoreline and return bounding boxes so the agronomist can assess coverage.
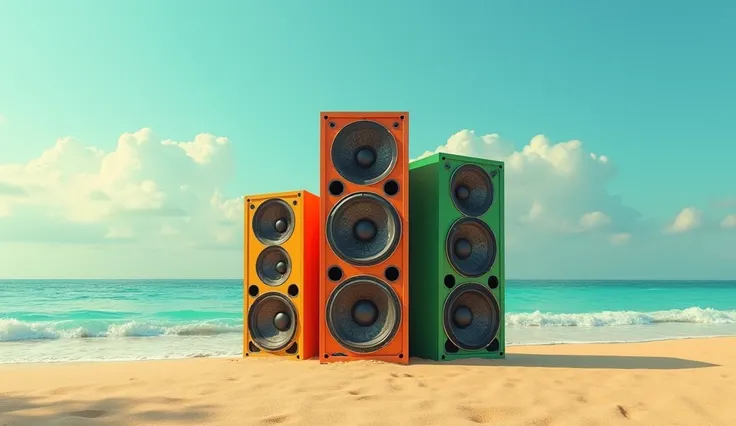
[1,337,735,425]
[3,332,736,366]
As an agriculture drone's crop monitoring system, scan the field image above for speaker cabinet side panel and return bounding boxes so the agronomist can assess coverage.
[495,165,506,356]
[318,114,329,363]
[438,154,506,361]
[301,190,321,360]
[243,197,251,358]
[408,160,441,360]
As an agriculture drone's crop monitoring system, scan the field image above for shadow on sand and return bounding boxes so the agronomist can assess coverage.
[411,353,719,370]
[0,394,215,426]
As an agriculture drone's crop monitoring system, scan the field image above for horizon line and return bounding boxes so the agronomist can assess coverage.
[1,278,735,282]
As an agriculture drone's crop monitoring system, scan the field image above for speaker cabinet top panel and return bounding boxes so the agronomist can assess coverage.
[409,152,504,171]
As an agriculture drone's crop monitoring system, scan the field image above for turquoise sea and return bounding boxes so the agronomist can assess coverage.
[1,280,735,364]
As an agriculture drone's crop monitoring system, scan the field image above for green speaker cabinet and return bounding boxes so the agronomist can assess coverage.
[409,152,505,361]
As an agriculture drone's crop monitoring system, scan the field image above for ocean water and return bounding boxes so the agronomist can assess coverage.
[1,279,735,364]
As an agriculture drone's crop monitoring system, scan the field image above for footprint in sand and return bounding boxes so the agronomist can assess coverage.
[67,410,106,419]
[260,414,291,424]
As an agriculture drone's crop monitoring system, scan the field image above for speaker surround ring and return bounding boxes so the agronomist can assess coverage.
[252,199,296,245]
[449,164,494,217]
[330,120,398,185]
[443,283,501,351]
[256,246,292,286]
[327,192,401,266]
[445,217,496,277]
[248,292,298,351]
[325,275,402,354]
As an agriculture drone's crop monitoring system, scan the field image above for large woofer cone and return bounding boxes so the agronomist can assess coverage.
[331,121,398,185]
[450,164,494,217]
[446,217,496,277]
[248,293,297,351]
[252,199,295,245]
[327,192,401,266]
[326,276,401,353]
[443,283,501,351]
[256,246,292,286]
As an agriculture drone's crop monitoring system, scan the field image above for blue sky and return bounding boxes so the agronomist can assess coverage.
[0,0,734,279]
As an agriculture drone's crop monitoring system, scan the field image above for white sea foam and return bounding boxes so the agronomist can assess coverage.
[0,318,243,342]
[506,307,736,327]
[3,307,736,364]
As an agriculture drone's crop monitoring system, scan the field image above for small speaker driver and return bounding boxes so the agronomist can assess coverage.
[326,192,401,266]
[446,217,496,277]
[330,120,398,185]
[248,293,298,351]
[443,283,501,351]
[252,199,295,245]
[325,276,401,353]
[256,246,292,286]
[450,164,494,217]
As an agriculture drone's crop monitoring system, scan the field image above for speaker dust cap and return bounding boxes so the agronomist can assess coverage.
[331,120,398,185]
[326,276,401,353]
[450,164,494,217]
[248,293,298,351]
[443,283,501,351]
[252,199,295,245]
[327,192,401,266]
[446,217,496,277]
[256,246,292,286]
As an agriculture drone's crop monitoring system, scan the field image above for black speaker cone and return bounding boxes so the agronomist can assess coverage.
[443,283,501,351]
[450,164,493,217]
[446,217,496,277]
[252,199,295,245]
[256,246,292,286]
[327,192,401,266]
[326,276,401,353]
[248,293,298,351]
[331,121,398,185]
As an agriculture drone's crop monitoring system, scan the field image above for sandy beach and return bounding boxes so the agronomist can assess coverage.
[1,337,734,426]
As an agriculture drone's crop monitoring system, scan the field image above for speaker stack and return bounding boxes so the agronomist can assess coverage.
[408,153,505,361]
[242,113,506,364]
[318,112,410,364]
[244,190,320,360]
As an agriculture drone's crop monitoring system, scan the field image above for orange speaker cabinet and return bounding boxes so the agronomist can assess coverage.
[319,111,410,365]
[244,190,320,360]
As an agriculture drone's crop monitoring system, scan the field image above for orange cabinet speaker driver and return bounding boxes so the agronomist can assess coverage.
[319,112,410,365]
[244,190,320,360]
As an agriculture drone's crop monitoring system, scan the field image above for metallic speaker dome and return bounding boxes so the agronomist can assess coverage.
[327,192,401,266]
[325,276,401,353]
[256,246,292,286]
[450,164,494,217]
[252,199,295,245]
[331,121,398,185]
[248,293,298,351]
[443,283,501,351]
[446,217,496,277]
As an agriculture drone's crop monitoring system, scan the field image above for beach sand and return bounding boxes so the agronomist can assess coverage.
[1,337,734,426]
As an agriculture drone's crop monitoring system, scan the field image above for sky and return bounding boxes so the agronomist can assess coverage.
[0,0,735,279]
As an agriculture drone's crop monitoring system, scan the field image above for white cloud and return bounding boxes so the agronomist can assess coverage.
[610,233,632,245]
[0,128,242,249]
[414,130,641,238]
[722,214,736,229]
[665,207,702,234]
[579,211,611,231]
